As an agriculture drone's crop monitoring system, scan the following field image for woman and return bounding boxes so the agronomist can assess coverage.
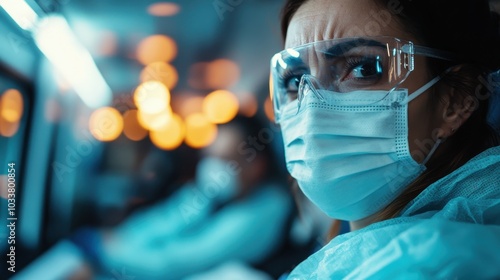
[270,0,500,278]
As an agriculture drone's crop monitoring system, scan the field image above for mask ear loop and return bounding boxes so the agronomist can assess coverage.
[404,69,451,165]
[404,75,443,104]
[421,138,442,165]
[404,67,454,104]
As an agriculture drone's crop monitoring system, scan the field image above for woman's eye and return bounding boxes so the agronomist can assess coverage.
[280,70,307,101]
[278,64,309,100]
[285,76,301,93]
[345,56,383,81]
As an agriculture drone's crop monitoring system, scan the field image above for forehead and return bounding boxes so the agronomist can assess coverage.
[285,0,408,49]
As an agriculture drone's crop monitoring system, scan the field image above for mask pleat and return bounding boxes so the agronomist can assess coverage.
[280,89,424,220]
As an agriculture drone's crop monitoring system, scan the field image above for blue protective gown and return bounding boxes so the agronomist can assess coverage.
[288,146,500,279]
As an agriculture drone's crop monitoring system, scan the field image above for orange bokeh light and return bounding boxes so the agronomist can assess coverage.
[173,95,204,118]
[134,81,170,114]
[137,108,173,131]
[150,113,184,150]
[123,110,148,141]
[0,116,20,137]
[188,59,240,90]
[184,113,218,149]
[140,62,178,90]
[264,96,275,122]
[147,2,180,17]
[238,93,258,117]
[202,90,239,124]
[136,35,177,65]
[206,59,240,89]
[1,89,23,123]
[89,107,124,142]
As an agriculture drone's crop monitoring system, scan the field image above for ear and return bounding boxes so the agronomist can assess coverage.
[437,86,476,139]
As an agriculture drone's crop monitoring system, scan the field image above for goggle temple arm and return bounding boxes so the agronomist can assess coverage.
[413,45,458,62]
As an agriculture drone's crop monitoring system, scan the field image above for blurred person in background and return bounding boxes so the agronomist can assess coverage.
[71,115,293,279]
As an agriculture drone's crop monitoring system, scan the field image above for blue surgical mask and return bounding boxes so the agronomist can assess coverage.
[280,78,442,221]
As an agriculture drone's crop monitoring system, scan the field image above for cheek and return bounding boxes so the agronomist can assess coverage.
[405,65,434,162]
[404,57,443,162]
[407,90,448,164]
[407,95,433,163]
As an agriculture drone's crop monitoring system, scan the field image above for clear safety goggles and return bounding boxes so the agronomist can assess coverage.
[270,36,455,123]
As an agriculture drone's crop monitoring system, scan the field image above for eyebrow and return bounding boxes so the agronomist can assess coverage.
[322,39,386,58]
[281,55,307,69]
[279,39,387,70]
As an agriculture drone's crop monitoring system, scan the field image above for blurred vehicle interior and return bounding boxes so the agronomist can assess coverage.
[0,0,314,279]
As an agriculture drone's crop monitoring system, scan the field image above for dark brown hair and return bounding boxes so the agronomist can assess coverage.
[281,0,500,233]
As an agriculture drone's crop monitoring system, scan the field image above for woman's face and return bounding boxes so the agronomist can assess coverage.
[285,0,447,163]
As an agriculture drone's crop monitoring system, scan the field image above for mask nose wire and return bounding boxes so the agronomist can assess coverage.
[297,74,327,114]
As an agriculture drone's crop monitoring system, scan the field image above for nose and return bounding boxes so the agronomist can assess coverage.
[297,74,327,113]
